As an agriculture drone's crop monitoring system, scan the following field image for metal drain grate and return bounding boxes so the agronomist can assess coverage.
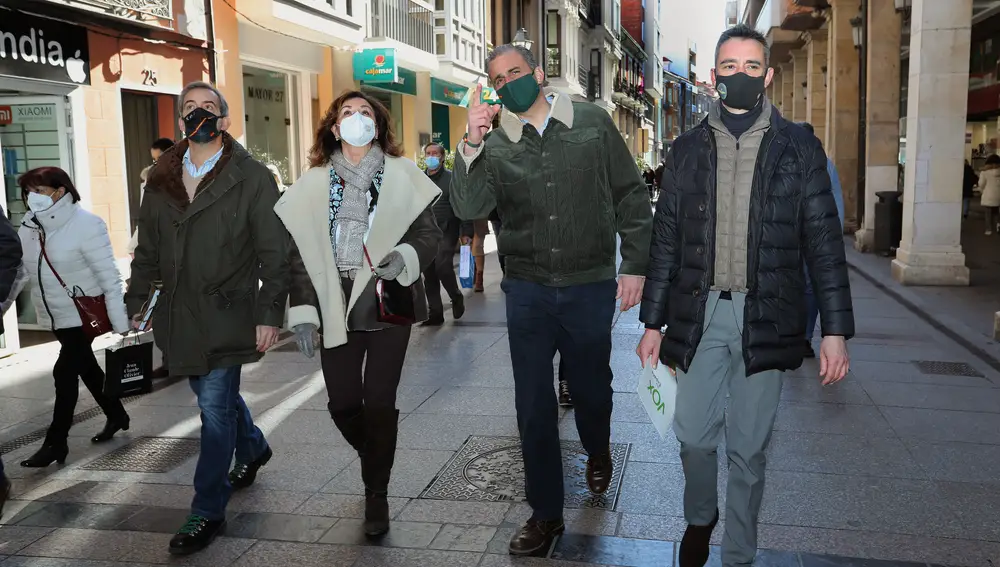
[420,435,629,510]
[913,360,985,378]
[80,437,200,473]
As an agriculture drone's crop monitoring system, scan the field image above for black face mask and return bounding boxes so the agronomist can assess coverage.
[183,107,223,144]
[715,72,766,111]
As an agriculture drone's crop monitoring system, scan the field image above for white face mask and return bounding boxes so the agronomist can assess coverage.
[27,192,54,213]
[338,112,377,148]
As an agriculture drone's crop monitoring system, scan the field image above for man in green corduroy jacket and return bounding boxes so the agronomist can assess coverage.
[450,43,653,556]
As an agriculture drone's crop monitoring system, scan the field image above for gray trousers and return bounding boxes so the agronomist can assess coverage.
[674,291,783,567]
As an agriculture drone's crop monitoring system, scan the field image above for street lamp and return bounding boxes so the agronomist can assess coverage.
[850,16,862,48]
[513,28,533,50]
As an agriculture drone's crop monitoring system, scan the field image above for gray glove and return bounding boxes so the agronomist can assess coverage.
[293,323,318,358]
[373,251,405,281]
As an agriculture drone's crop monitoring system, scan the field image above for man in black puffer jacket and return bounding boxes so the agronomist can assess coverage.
[637,25,854,567]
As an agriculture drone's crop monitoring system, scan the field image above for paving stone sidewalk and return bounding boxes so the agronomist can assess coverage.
[0,250,997,567]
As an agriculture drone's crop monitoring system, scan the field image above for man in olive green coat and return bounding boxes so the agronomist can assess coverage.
[126,82,289,556]
[451,44,653,556]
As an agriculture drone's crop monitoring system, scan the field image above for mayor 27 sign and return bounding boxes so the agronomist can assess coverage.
[0,11,91,85]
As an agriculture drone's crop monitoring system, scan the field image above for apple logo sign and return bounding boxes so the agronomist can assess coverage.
[66,50,86,84]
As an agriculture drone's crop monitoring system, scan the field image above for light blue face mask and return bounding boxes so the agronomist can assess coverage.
[425,156,441,171]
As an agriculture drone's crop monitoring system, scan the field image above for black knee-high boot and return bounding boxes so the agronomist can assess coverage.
[361,408,398,537]
[330,405,366,457]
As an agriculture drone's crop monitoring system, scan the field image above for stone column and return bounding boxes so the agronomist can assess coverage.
[792,50,808,122]
[826,0,861,231]
[804,29,828,142]
[855,0,902,252]
[891,0,973,285]
[781,61,795,117]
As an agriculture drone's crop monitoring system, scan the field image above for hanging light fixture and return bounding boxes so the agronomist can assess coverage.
[513,28,533,50]
[850,16,863,48]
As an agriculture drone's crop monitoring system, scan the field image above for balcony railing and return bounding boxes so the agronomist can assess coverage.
[370,0,434,53]
[578,65,589,92]
[41,0,171,19]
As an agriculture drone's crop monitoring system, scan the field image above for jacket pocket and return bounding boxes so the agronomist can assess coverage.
[491,146,530,186]
[204,287,258,355]
[559,129,600,172]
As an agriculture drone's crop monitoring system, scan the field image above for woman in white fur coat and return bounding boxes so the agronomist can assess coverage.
[17,167,131,468]
[274,91,441,539]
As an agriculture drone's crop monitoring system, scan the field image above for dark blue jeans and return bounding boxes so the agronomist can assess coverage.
[804,265,820,341]
[502,278,617,521]
[189,366,269,521]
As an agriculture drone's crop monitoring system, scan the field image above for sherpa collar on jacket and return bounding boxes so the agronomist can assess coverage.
[145,132,238,210]
[498,88,574,143]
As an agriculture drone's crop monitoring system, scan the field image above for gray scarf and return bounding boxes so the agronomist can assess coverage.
[330,145,385,272]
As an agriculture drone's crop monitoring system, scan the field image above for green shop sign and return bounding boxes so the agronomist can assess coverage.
[361,68,418,96]
[430,78,469,106]
[353,48,398,83]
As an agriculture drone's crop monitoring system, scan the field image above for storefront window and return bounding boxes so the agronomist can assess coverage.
[243,65,301,185]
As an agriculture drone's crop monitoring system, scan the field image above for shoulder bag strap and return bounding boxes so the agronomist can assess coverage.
[39,234,72,296]
[362,245,377,275]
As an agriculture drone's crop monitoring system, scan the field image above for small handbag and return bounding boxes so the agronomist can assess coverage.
[363,246,417,326]
[40,236,112,339]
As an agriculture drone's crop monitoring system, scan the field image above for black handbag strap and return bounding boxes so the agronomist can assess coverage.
[39,234,74,297]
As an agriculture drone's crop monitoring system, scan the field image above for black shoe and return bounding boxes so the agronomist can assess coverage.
[364,490,390,537]
[508,518,565,556]
[229,446,272,490]
[20,444,68,468]
[679,509,719,567]
[586,451,613,494]
[452,295,466,320]
[558,380,573,408]
[802,340,816,359]
[168,515,225,555]
[422,315,445,327]
[91,417,130,444]
[151,366,170,379]
[0,475,12,518]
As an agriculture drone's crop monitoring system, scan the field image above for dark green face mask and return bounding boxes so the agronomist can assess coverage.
[497,74,541,114]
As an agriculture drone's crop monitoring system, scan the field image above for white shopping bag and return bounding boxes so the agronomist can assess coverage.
[459,245,474,289]
[637,357,677,440]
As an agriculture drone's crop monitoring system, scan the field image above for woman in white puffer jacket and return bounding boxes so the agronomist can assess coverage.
[17,167,132,468]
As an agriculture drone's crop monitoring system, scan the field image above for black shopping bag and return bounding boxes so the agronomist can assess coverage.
[104,336,153,398]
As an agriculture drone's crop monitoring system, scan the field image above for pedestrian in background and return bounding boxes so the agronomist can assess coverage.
[0,202,22,511]
[18,167,131,468]
[978,154,1000,234]
[127,82,288,555]
[421,141,466,325]
[637,25,853,567]
[130,137,175,379]
[800,121,844,358]
[452,44,652,556]
[963,159,978,220]
[276,90,440,539]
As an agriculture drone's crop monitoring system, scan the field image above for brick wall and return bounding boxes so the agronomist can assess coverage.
[621,0,644,47]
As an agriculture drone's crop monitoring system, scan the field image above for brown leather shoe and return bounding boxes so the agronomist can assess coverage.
[558,380,573,407]
[586,451,613,494]
[508,518,565,556]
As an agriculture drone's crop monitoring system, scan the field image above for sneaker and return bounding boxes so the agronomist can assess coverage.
[168,515,225,555]
[229,446,272,490]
